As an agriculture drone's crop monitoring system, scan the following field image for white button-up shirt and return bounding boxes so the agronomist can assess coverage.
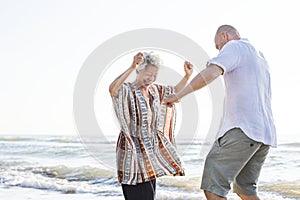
[208,38,277,147]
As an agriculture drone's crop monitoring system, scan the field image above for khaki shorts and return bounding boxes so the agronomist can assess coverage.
[200,128,270,197]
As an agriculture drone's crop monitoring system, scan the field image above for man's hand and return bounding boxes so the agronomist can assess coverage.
[165,93,180,107]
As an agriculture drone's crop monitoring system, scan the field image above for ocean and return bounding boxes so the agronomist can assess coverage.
[0,134,299,200]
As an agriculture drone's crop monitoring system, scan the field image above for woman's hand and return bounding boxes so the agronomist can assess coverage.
[184,61,193,78]
[132,52,144,68]
[174,61,194,93]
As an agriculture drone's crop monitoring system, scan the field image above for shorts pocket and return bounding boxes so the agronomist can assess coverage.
[217,135,224,147]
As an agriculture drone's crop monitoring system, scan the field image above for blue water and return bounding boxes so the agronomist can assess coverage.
[0,135,299,199]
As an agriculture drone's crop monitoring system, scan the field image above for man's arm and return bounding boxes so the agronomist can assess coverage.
[167,64,223,103]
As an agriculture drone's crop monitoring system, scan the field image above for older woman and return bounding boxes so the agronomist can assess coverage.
[109,51,193,200]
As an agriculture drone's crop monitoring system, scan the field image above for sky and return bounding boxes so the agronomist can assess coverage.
[0,0,299,142]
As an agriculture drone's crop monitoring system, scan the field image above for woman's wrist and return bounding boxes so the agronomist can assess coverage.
[130,63,137,70]
[184,74,191,80]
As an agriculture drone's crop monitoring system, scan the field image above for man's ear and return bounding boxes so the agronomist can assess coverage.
[222,31,230,41]
[221,31,227,39]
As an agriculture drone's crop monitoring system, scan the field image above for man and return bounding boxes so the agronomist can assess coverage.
[166,25,277,200]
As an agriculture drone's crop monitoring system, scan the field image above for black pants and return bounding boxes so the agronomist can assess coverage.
[121,179,156,200]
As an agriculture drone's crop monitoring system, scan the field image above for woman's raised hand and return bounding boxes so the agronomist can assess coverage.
[184,61,193,78]
[132,52,144,67]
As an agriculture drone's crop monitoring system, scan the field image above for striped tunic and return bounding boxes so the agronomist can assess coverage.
[111,82,185,185]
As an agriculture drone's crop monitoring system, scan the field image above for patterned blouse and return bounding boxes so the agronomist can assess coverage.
[111,82,185,185]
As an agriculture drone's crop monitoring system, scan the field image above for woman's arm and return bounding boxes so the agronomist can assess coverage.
[174,61,193,92]
[109,52,143,97]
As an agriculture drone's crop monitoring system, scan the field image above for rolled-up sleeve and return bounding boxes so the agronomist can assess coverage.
[207,40,240,74]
